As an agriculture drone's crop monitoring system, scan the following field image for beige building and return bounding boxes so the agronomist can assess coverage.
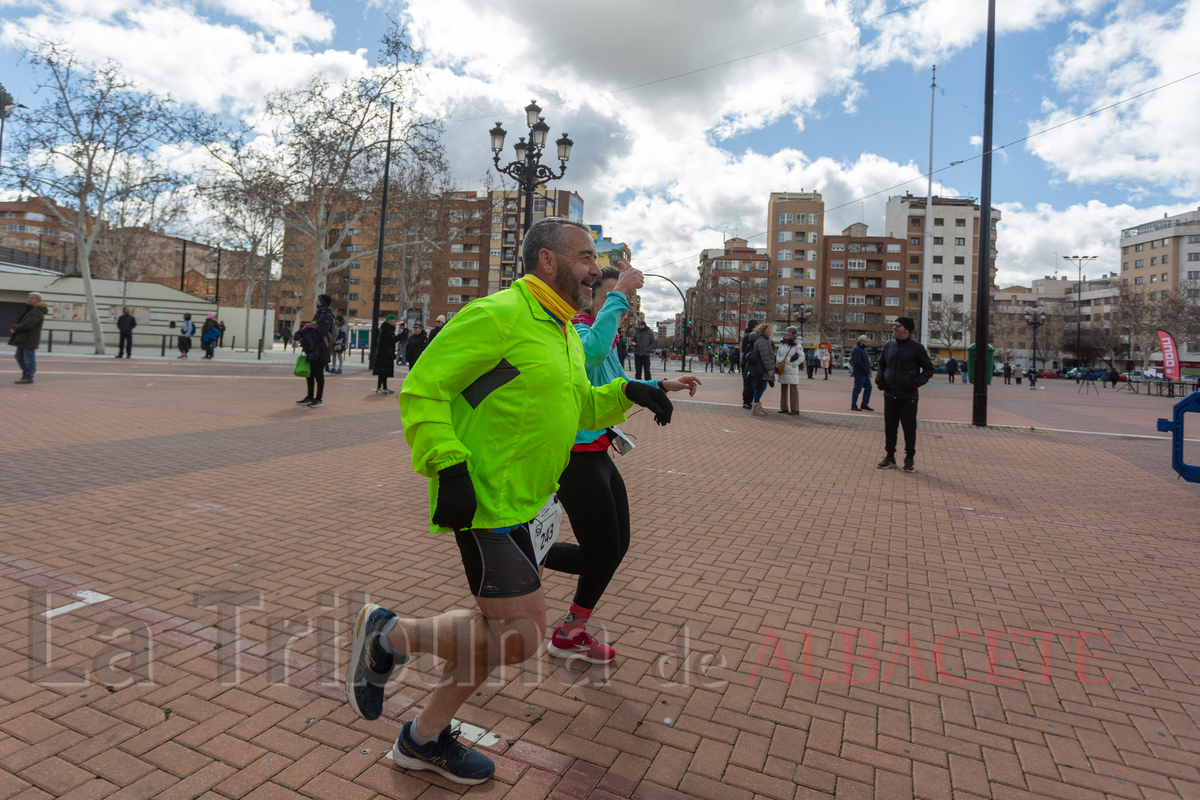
[1119,206,1200,301]
[766,192,823,343]
[694,237,771,346]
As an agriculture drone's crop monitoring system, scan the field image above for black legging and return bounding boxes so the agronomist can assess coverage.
[305,365,325,401]
[377,375,389,390]
[545,449,631,610]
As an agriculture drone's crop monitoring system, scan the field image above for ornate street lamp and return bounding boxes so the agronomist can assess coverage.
[1063,254,1096,377]
[489,101,573,274]
[1023,302,1047,378]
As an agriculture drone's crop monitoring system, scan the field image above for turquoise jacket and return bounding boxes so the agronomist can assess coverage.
[574,291,655,446]
[400,278,634,532]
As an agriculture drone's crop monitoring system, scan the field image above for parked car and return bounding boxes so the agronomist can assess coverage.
[1066,366,1109,380]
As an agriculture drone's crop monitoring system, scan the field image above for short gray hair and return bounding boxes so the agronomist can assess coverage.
[858,335,869,343]
[521,217,591,274]
[28,292,43,302]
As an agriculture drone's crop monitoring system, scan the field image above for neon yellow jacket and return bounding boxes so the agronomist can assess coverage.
[400,277,634,532]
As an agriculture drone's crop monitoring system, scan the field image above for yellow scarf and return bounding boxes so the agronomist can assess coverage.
[522,275,578,325]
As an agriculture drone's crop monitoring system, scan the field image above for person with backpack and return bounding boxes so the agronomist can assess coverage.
[200,313,223,359]
[177,313,195,359]
[294,295,335,407]
[330,316,348,374]
[728,344,740,373]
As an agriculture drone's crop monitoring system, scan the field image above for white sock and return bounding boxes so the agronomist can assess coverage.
[409,722,444,746]
[378,617,401,656]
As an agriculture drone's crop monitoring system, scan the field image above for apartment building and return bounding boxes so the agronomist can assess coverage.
[488,188,584,294]
[0,197,75,272]
[694,237,772,347]
[818,223,909,357]
[766,192,824,344]
[1119,206,1200,300]
[884,194,1000,358]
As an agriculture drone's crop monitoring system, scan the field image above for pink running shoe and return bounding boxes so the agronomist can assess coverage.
[547,626,615,664]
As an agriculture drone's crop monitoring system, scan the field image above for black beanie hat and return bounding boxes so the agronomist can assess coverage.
[896,316,915,333]
[317,294,332,307]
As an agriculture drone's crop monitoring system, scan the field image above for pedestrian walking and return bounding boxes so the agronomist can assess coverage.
[177,313,195,358]
[547,264,700,664]
[746,323,777,416]
[427,314,446,343]
[806,348,818,379]
[330,316,348,374]
[372,315,398,394]
[819,347,832,379]
[395,321,410,365]
[345,217,673,786]
[280,325,292,350]
[776,327,802,415]
[946,356,959,383]
[1108,367,1120,388]
[9,292,47,384]
[633,319,656,380]
[728,344,740,374]
[1026,365,1038,389]
[875,317,934,473]
[615,331,627,368]
[850,335,875,411]
[199,313,224,359]
[404,324,428,368]
[116,307,136,358]
[740,320,759,408]
[1002,361,1012,385]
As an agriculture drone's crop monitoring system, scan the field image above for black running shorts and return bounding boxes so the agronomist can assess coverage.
[454,525,541,599]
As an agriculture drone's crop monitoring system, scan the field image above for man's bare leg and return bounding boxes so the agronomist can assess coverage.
[387,589,546,738]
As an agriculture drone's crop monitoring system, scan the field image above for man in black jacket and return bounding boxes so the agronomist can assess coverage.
[875,317,934,473]
[116,308,137,358]
[739,320,758,409]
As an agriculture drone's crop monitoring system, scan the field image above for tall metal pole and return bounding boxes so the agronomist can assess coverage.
[370,101,395,367]
[180,239,188,292]
[258,244,272,359]
[971,0,997,427]
[215,247,222,305]
[923,65,936,342]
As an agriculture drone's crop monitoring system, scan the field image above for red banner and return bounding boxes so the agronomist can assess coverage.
[1157,329,1181,381]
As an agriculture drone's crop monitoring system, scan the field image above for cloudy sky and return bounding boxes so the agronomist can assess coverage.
[2,0,1198,320]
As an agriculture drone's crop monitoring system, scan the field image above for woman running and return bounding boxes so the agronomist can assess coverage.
[544,264,701,664]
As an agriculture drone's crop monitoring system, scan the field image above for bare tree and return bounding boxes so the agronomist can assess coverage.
[925,300,974,355]
[188,28,442,314]
[1115,282,1187,371]
[7,39,187,353]
[812,303,850,353]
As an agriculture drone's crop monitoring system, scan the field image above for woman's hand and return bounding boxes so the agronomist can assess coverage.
[661,376,701,397]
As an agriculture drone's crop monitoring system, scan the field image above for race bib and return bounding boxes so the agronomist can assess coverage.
[529,494,563,565]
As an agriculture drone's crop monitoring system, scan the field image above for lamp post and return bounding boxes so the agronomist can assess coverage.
[1063,254,1096,377]
[489,102,573,273]
[643,272,691,373]
[1023,302,1047,378]
[794,305,810,347]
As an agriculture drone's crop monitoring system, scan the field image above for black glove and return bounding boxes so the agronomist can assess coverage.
[432,462,476,531]
[624,381,673,426]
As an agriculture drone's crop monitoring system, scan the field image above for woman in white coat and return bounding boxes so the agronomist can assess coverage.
[819,348,832,379]
[776,326,803,415]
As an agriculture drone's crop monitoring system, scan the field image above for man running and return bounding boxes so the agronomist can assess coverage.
[546,264,700,664]
[345,218,674,785]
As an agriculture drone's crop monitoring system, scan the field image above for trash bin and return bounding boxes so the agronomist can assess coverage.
[966,343,994,385]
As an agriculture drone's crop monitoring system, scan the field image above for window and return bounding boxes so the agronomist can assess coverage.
[347,293,359,301]
[490,248,501,257]
[886,262,900,271]
[932,293,942,302]
[911,218,922,228]
[909,274,920,283]
[932,256,943,264]
[1135,259,1144,267]
[847,295,866,306]
[1135,243,1144,251]
[933,237,944,245]
[777,285,791,297]
[758,262,769,271]
[533,198,546,212]
[885,297,900,306]
[954,238,965,246]
[1151,240,1157,249]
[806,268,817,280]
[345,244,362,252]
[932,274,943,283]
[1189,271,1200,280]
[1150,274,1157,283]
[910,237,921,246]
[832,243,845,251]
[1134,276,1143,285]
[1149,292,1157,300]
[934,217,944,226]
[886,280,900,288]
[909,255,920,264]
[909,292,919,301]
[806,286,816,298]
[848,259,867,271]
[347,308,358,317]
[830,277,844,286]
[1122,262,1129,271]
[777,267,791,279]
[347,261,360,269]
[1189,253,1200,261]
[1151,257,1157,265]
[778,250,792,261]
[451,260,476,270]
[887,243,901,253]
[447,295,462,304]
[1190,235,1200,244]
[1163,255,1169,263]
[956,219,966,227]
[953,276,964,284]
[809,214,820,225]
[779,213,793,224]
[1123,246,1130,254]
[1163,272,1169,282]
[953,294,964,303]
[449,276,462,287]
[778,231,792,242]
[829,295,844,304]
[810,232,818,244]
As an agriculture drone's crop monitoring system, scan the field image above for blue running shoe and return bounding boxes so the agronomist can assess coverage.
[391,721,495,785]
[346,604,406,720]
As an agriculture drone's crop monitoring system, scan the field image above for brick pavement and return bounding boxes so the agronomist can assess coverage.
[1,356,1198,799]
